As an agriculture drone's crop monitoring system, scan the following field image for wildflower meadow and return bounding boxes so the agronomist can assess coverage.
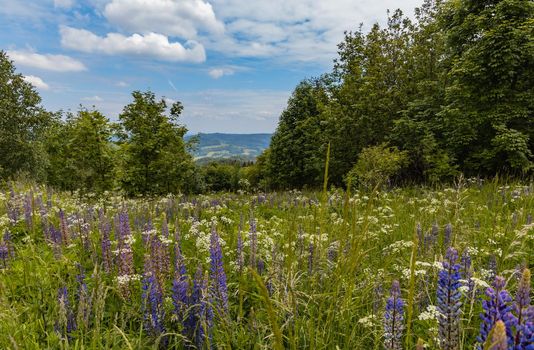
[0,179,532,349]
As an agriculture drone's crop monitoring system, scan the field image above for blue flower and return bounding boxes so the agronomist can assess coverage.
[384,280,404,350]
[437,247,462,350]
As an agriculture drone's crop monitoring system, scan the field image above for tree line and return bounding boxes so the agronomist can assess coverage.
[1,0,532,194]
[256,0,533,189]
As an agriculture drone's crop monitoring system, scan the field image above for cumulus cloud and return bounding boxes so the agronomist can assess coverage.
[104,0,224,39]
[54,0,74,8]
[116,81,129,87]
[23,75,49,90]
[208,67,235,79]
[60,26,206,63]
[7,50,86,72]
[203,0,421,63]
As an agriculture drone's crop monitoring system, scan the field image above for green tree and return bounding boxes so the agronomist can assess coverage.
[325,10,415,185]
[267,78,329,189]
[0,51,53,180]
[118,91,193,195]
[439,0,534,175]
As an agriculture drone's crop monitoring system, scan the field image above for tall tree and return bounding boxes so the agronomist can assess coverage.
[0,51,52,180]
[118,90,193,195]
[439,0,534,175]
[267,78,329,189]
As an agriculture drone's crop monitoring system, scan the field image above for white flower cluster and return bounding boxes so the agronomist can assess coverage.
[418,305,440,321]
[117,274,141,285]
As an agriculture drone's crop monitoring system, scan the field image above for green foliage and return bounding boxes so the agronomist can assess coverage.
[202,162,240,192]
[259,0,533,189]
[438,0,534,175]
[267,78,329,189]
[0,51,53,181]
[117,91,194,196]
[345,143,408,189]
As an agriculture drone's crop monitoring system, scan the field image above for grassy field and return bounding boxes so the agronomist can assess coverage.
[0,179,532,349]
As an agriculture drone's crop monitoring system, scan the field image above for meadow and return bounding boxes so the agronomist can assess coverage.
[0,179,532,349]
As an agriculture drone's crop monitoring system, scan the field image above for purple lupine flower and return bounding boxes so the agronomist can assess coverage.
[444,223,452,248]
[384,280,404,350]
[172,240,189,325]
[416,223,423,254]
[56,286,76,338]
[141,265,165,337]
[75,264,91,328]
[118,211,131,241]
[209,226,228,314]
[437,247,462,350]
[101,220,112,273]
[59,209,69,245]
[23,193,32,230]
[514,268,532,347]
[461,249,475,297]
[149,233,170,293]
[518,321,533,349]
[488,320,508,350]
[189,265,211,348]
[0,235,9,268]
[257,259,265,275]
[38,195,48,239]
[162,216,169,238]
[249,217,257,268]
[477,276,516,348]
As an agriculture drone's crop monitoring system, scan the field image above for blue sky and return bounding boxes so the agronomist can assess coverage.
[0,0,421,133]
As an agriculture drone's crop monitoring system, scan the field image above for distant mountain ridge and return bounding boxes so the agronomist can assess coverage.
[186,133,272,161]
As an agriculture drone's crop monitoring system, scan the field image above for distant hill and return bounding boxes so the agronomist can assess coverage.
[186,133,272,161]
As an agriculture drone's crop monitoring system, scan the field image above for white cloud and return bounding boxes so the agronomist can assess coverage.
[54,0,74,8]
[104,0,224,39]
[23,75,49,90]
[60,26,206,63]
[7,50,87,72]
[116,81,129,87]
[208,67,234,79]
[82,95,103,102]
[202,0,422,64]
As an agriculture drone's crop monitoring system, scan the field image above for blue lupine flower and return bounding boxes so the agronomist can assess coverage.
[518,320,534,350]
[24,193,32,230]
[443,223,452,248]
[56,286,76,337]
[189,265,211,349]
[210,225,228,314]
[514,268,532,348]
[384,280,404,350]
[249,217,257,268]
[172,240,189,325]
[461,249,475,297]
[101,220,112,273]
[478,276,517,348]
[142,260,165,337]
[437,247,462,350]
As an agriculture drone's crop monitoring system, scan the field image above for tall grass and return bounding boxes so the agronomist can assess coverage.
[0,178,532,349]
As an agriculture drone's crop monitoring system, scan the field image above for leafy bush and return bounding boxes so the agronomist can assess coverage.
[345,144,408,189]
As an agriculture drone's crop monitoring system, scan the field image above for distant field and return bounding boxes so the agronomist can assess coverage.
[186,133,272,161]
